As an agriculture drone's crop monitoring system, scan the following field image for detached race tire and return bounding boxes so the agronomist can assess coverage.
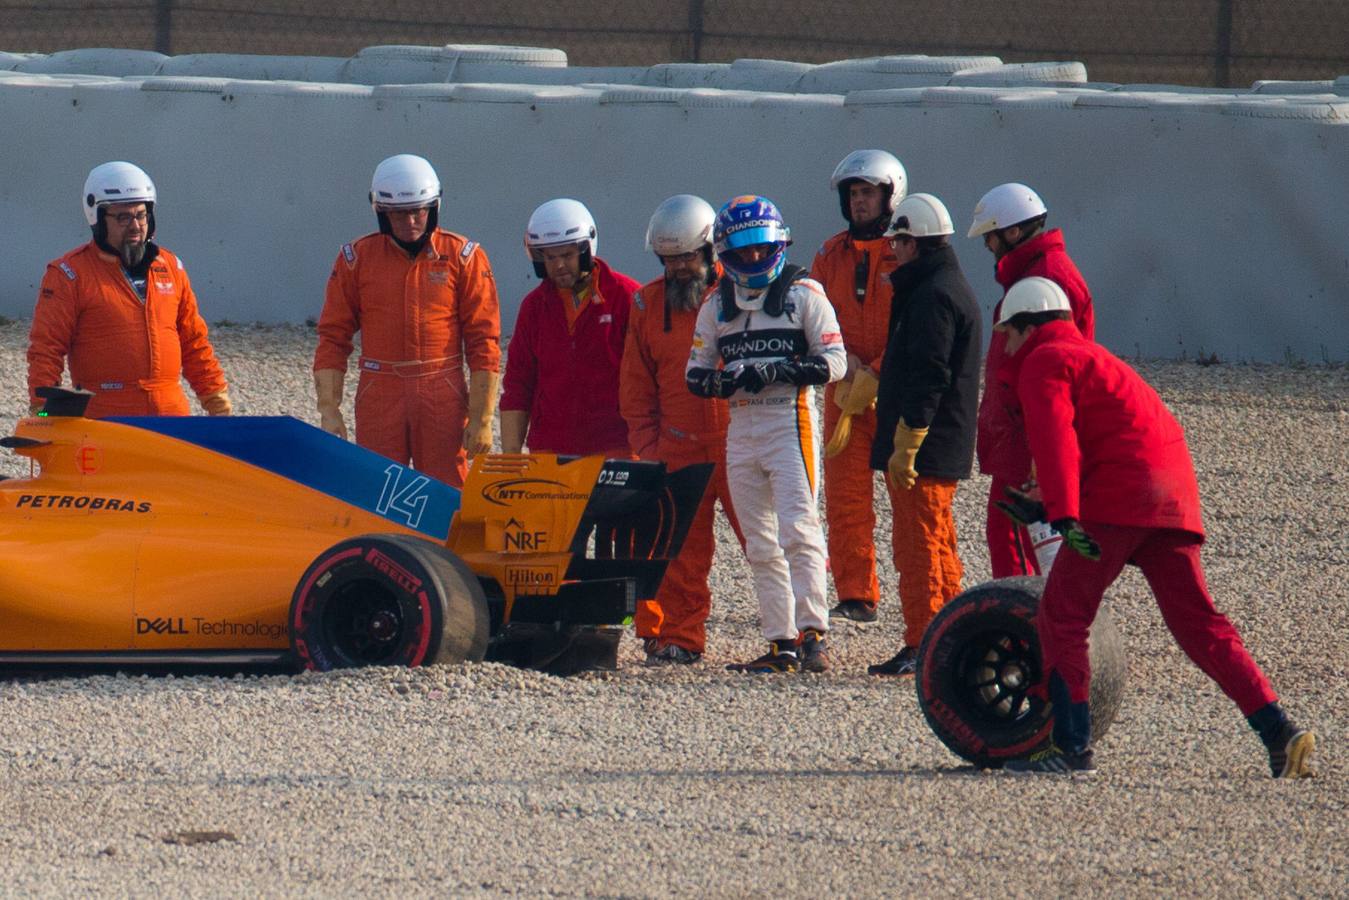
[290,533,490,671]
[916,576,1126,769]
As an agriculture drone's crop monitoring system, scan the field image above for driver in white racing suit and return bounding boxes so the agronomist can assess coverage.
[685,195,846,673]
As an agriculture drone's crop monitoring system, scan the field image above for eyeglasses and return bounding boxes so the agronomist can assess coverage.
[109,210,149,226]
[379,205,433,216]
[660,251,702,265]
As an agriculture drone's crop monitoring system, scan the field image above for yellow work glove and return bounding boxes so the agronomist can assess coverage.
[886,421,928,490]
[200,390,232,416]
[464,369,501,456]
[824,370,880,458]
[831,378,853,412]
[839,368,878,417]
[823,414,854,458]
[313,368,347,439]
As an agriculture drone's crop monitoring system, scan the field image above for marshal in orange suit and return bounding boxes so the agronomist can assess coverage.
[619,195,744,665]
[27,161,230,419]
[313,154,501,489]
[812,149,908,624]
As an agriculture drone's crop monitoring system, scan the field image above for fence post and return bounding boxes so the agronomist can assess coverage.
[1214,0,1233,87]
[688,0,705,62]
[155,0,173,56]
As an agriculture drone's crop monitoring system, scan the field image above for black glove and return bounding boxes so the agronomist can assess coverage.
[1052,518,1102,561]
[995,484,1047,526]
[686,367,737,399]
[735,361,779,394]
[773,356,831,387]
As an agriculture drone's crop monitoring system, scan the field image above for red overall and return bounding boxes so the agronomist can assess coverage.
[1013,320,1277,716]
[980,229,1094,577]
[500,257,638,456]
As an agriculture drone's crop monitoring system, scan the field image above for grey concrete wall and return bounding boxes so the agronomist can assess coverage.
[0,53,1346,362]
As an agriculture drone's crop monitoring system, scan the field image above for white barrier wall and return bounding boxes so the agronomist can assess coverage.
[1,52,1347,362]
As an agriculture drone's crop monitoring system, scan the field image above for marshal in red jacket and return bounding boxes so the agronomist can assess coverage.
[500,257,638,456]
[1010,319,1204,537]
[979,229,1094,482]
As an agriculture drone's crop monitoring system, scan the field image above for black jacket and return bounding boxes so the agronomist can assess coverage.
[870,244,982,479]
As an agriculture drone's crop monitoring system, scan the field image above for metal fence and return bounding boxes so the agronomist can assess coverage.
[3,0,1348,87]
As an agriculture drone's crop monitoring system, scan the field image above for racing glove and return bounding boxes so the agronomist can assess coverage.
[995,484,1048,525]
[686,367,737,399]
[1052,518,1102,561]
[774,356,832,386]
[200,389,232,416]
[734,361,778,394]
[737,356,832,394]
[886,421,928,490]
[314,368,348,440]
[464,369,500,456]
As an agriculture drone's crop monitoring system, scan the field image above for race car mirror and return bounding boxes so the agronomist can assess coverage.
[34,386,95,418]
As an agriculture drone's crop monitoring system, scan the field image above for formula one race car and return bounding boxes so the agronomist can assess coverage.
[0,388,708,675]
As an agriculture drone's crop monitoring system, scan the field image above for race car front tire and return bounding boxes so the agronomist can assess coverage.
[290,534,490,671]
[915,576,1127,769]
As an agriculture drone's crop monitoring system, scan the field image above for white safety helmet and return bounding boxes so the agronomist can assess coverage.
[884,193,955,239]
[967,182,1047,238]
[996,276,1071,326]
[829,149,907,221]
[524,198,598,278]
[645,194,716,256]
[369,154,441,211]
[83,161,156,227]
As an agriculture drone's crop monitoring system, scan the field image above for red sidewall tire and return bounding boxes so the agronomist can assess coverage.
[916,576,1126,769]
[290,534,486,671]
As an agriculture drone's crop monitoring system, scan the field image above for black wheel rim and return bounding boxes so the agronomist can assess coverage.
[321,579,407,665]
[950,630,1042,725]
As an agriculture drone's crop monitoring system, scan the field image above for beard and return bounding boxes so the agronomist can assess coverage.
[119,238,147,267]
[849,213,889,241]
[665,269,706,311]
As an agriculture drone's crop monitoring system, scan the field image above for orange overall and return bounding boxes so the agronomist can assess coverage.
[27,241,228,418]
[314,230,501,488]
[810,231,899,605]
[619,272,743,654]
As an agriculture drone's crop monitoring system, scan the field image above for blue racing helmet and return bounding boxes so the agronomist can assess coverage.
[713,195,791,289]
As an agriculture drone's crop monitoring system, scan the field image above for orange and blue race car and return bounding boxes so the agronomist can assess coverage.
[0,388,708,675]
